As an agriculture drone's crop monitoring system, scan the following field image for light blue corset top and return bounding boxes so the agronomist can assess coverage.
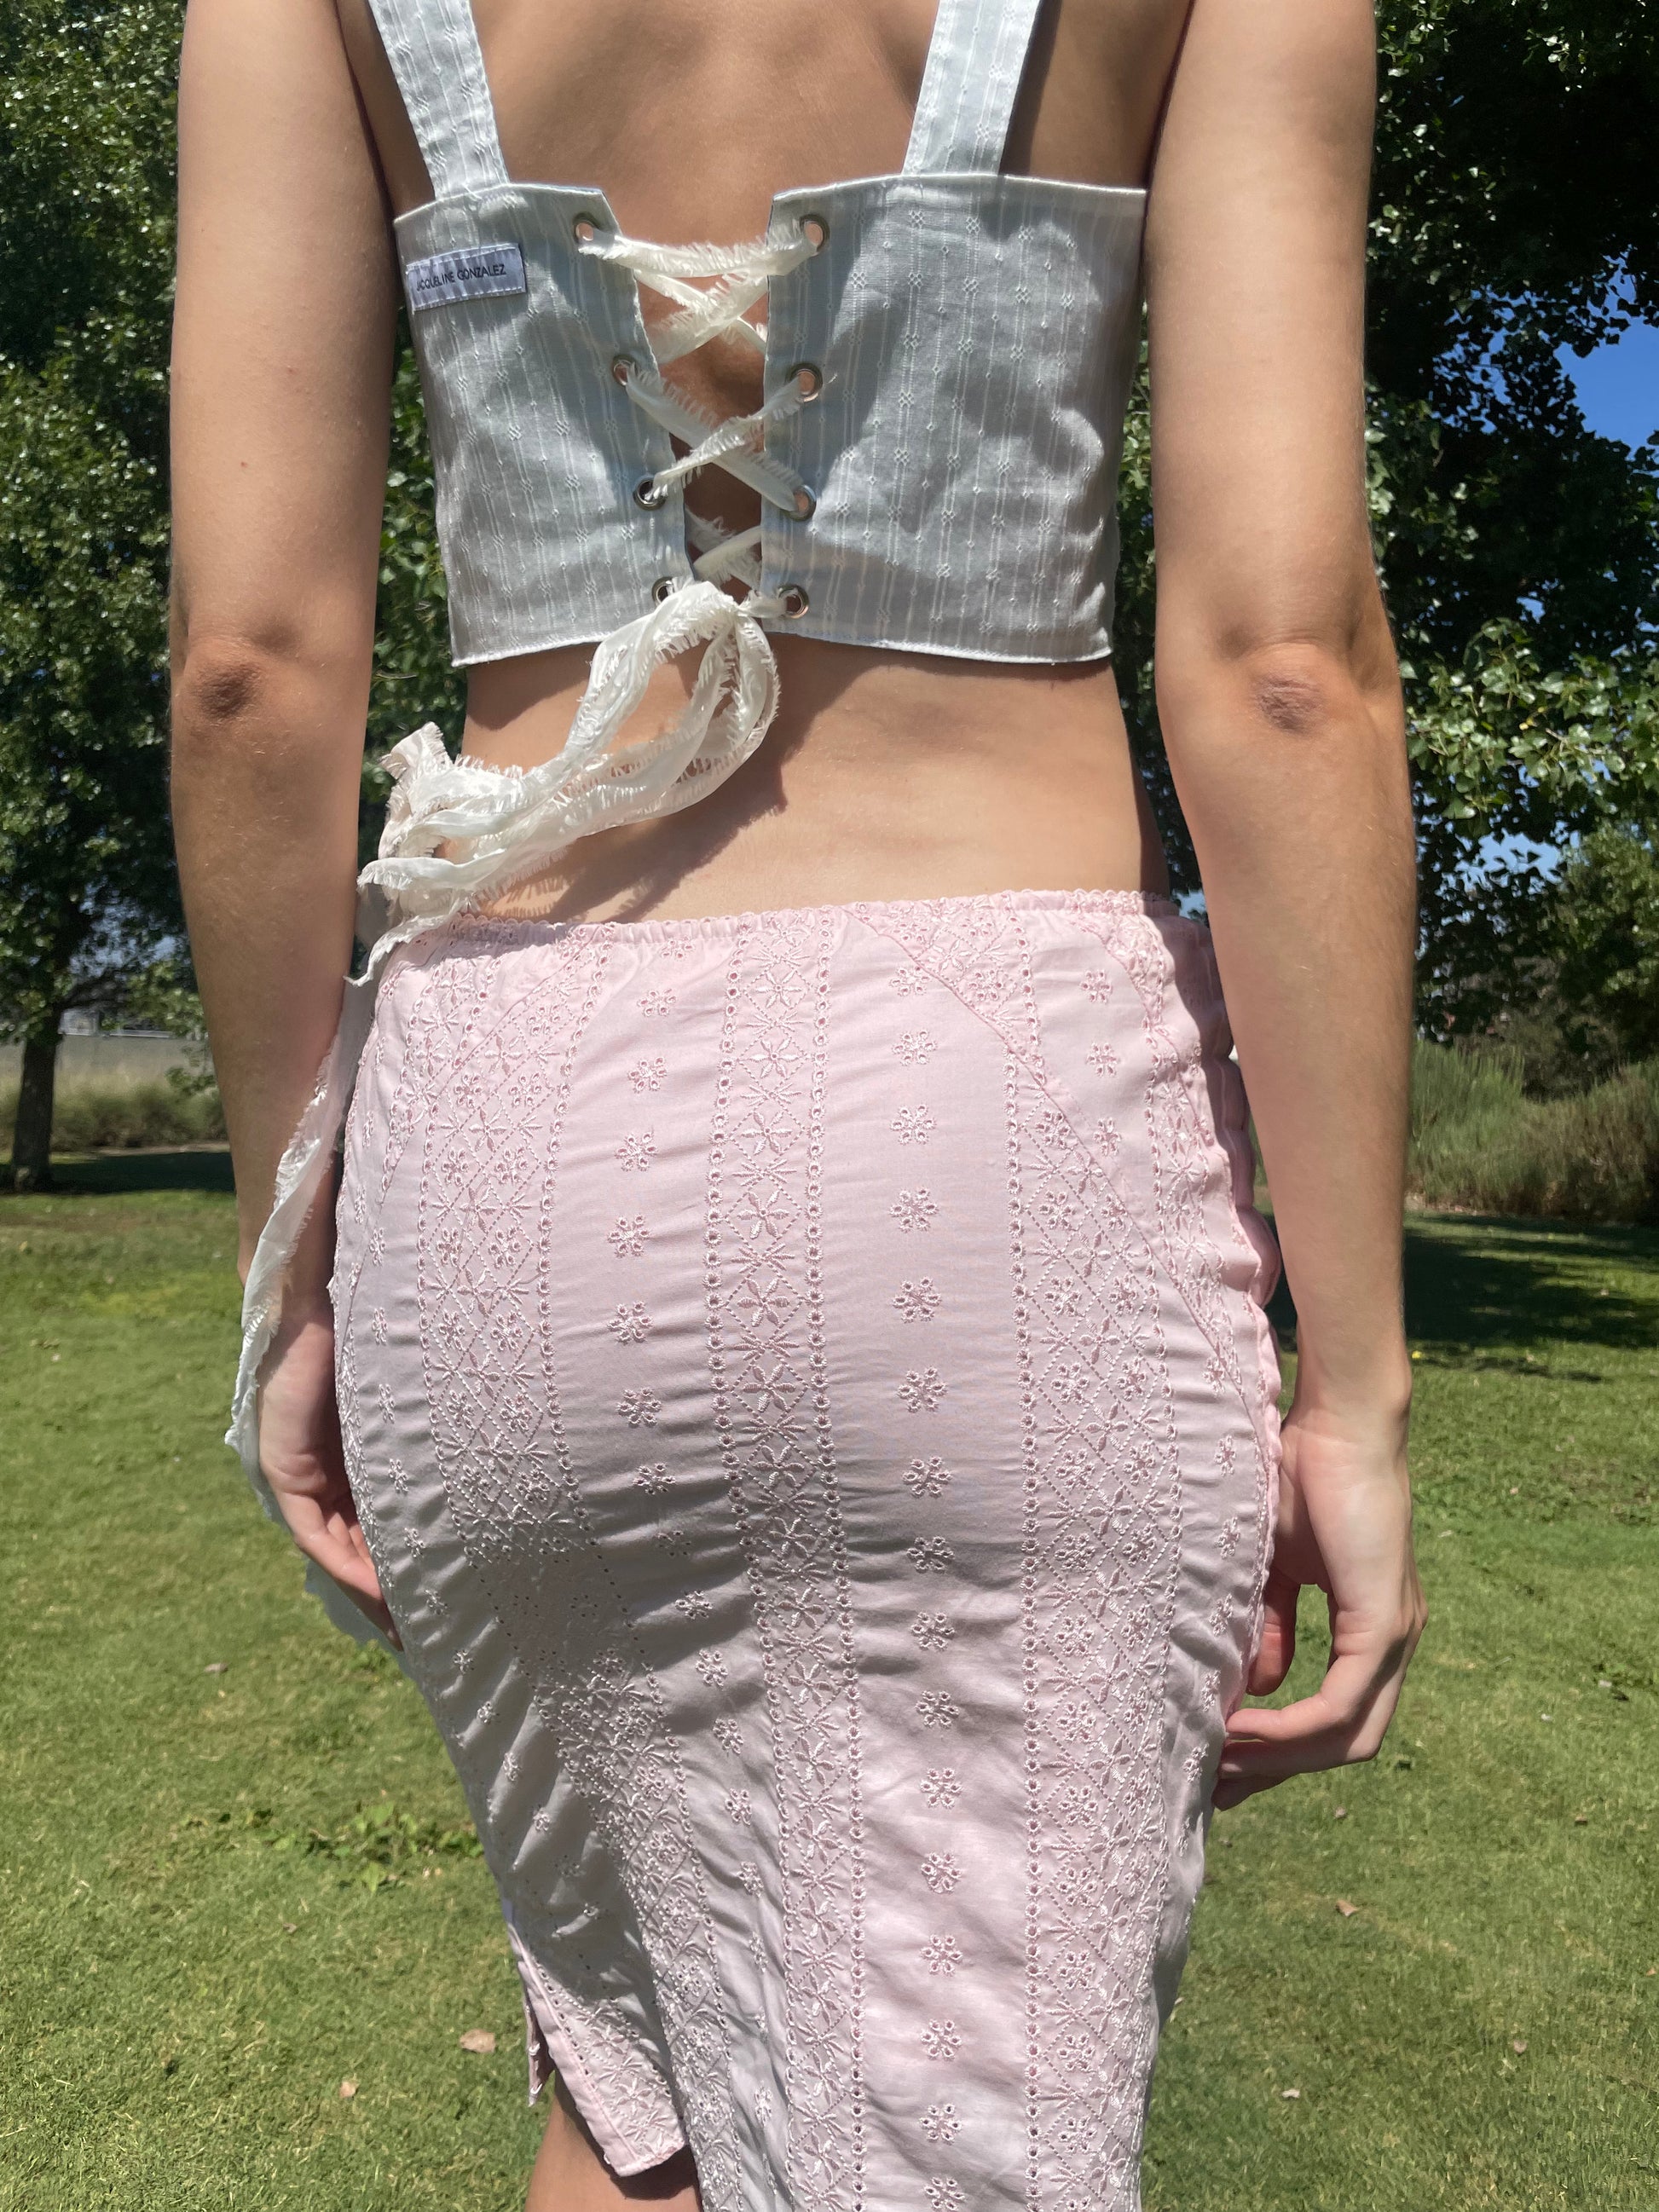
[369,0,1147,671]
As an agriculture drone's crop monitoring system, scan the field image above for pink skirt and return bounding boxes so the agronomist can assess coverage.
[331,888,1280,2212]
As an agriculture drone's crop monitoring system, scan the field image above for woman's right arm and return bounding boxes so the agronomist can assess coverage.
[1143,0,1425,1802]
[171,0,398,1625]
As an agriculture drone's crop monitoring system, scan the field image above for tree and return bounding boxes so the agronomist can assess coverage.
[1554,827,1659,1065]
[1119,0,1659,1045]
[1369,0,1659,1037]
[0,8,458,1183]
[0,0,182,1188]
[6,2,1656,1190]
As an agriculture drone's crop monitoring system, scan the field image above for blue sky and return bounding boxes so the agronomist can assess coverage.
[1560,319,1659,448]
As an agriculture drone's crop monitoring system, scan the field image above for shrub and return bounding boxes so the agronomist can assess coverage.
[1410,1039,1659,1223]
[0,1074,226,1152]
[1554,829,1659,1066]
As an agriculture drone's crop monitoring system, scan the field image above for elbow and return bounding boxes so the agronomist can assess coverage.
[172,635,278,746]
[1234,635,1394,741]
[1159,600,1402,759]
[171,629,362,787]
[1153,603,1416,887]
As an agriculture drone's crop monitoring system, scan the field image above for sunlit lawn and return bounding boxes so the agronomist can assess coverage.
[1147,1211,1659,2210]
[2,1158,1655,2209]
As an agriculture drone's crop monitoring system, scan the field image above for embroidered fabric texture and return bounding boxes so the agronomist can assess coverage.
[330,890,1281,2210]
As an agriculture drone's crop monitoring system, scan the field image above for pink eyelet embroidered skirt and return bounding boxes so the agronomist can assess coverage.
[330,888,1281,2212]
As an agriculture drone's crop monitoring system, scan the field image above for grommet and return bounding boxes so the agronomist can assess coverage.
[650,576,678,604]
[572,211,604,245]
[792,487,818,520]
[788,361,824,401]
[611,353,639,386]
[798,212,829,252]
[780,583,810,618]
[633,475,669,511]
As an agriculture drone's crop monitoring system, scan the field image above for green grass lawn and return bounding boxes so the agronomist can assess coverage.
[2,1160,1655,2210]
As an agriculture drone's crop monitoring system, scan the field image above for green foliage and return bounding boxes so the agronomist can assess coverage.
[1554,827,1659,1062]
[1409,1037,1659,1222]
[0,352,176,1036]
[1415,819,1659,1086]
[1373,1,1659,1023]
[0,1,179,417]
[1407,629,1659,836]
[0,6,464,1029]
[0,1074,225,1152]
[114,953,210,1041]
[0,2,183,1047]
[363,345,467,862]
[188,1799,486,1894]
[1408,631,1659,1032]
[373,346,465,754]
[1367,2,1659,658]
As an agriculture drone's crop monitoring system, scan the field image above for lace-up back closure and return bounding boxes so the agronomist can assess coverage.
[368,0,1146,673]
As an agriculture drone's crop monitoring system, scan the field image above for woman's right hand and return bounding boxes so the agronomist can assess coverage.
[257,1293,399,1646]
[1214,1385,1425,1810]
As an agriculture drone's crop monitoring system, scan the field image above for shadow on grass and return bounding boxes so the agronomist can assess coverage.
[1265,1211,1659,1363]
[3,1149,236,1198]
[1405,1214,1659,1360]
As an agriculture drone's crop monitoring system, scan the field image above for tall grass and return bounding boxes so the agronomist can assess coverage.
[1410,1039,1659,1223]
[0,1076,227,1152]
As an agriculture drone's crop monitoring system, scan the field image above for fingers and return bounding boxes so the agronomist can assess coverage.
[255,1312,400,1643]
[1220,1635,1415,1785]
[277,1487,402,1646]
[1211,1771,1289,1812]
[1216,1393,1427,1802]
[1245,1569,1300,1695]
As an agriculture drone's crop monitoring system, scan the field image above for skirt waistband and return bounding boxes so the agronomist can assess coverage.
[446,884,1182,950]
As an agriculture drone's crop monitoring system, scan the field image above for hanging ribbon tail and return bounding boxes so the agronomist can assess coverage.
[224,958,407,1655]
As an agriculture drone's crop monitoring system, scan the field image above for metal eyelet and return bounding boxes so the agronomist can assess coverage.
[650,576,678,604]
[780,583,810,618]
[572,211,604,246]
[798,212,829,253]
[611,353,639,386]
[633,475,669,511]
[792,487,818,521]
[788,361,824,401]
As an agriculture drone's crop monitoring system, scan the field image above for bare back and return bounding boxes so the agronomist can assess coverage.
[332,0,1189,919]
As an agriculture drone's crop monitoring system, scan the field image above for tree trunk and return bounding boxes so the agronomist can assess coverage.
[10,1025,59,1193]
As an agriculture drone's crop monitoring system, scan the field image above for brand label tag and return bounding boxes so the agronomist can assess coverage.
[404,242,527,311]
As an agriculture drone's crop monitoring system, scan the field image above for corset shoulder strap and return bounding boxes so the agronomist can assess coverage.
[364,0,509,202]
[902,0,1048,176]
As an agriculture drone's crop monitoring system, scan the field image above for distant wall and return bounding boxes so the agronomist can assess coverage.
[0,1035,201,1089]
